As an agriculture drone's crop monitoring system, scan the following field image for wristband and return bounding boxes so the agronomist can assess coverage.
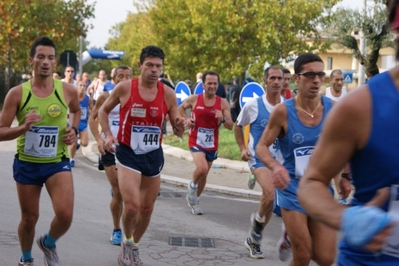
[341,173,351,180]
[71,126,79,136]
[221,117,226,123]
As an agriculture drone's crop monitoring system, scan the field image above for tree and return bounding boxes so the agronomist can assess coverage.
[109,0,338,82]
[0,0,95,95]
[324,0,391,79]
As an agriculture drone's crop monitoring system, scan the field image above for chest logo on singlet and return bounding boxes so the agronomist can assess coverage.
[261,119,268,127]
[149,106,159,117]
[48,104,61,117]
[292,133,304,144]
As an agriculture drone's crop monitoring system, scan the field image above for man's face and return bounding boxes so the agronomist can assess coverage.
[294,61,325,99]
[29,46,57,78]
[263,69,283,96]
[52,72,61,79]
[98,70,107,81]
[77,81,87,94]
[283,73,291,89]
[138,57,163,83]
[64,67,74,79]
[330,73,344,92]
[203,74,218,95]
[114,69,132,84]
[82,72,89,81]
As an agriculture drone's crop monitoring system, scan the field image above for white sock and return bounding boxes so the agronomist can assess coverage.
[255,212,266,223]
[190,182,198,189]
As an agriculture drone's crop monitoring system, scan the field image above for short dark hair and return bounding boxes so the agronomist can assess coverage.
[30,37,56,58]
[294,53,323,74]
[282,68,291,75]
[202,71,219,83]
[330,69,343,78]
[140,46,165,64]
[114,66,131,78]
[264,66,283,79]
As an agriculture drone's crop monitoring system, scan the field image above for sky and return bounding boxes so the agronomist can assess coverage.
[85,0,365,48]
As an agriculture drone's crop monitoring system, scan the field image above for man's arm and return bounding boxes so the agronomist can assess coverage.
[164,86,186,137]
[220,98,233,130]
[178,95,197,129]
[234,101,256,161]
[0,86,41,140]
[64,83,81,145]
[298,87,371,229]
[88,92,109,154]
[255,103,289,188]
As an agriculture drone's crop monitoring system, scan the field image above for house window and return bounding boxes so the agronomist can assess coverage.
[327,57,333,70]
[381,55,396,69]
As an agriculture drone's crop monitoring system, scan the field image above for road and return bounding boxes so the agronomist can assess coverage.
[0,138,308,265]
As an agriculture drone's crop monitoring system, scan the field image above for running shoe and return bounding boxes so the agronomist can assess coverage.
[277,223,291,262]
[110,230,122,245]
[248,172,256,189]
[70,159,75,168]
[188,201,203,215]
[36,235,60,266]
[244,237,263,259]
[118,241,134,266]
[249,212,264,244]
[186,185,197,206]
[133,247,143,266]
[18,259,34,266]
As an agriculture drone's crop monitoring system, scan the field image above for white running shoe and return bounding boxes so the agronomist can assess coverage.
[277,223,291,262]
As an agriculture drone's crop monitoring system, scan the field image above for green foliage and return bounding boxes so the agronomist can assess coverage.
[163,127,242,161]
[0,0,95,92]
[106,0,338,82]
[324,0,392,78]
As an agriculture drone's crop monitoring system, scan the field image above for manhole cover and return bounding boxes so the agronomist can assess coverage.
[168,237,215,248]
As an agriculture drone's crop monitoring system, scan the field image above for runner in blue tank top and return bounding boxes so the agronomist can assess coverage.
[234,66,285,259]
[299,1,399,264]
[256,53,349,265]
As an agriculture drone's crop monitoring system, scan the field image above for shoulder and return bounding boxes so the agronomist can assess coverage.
[5,84,23,103]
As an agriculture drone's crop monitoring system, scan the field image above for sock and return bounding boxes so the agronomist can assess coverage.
[113,229,121,233]
[43,233,57,248]
[255,213,266,223]
[190,182,198,189]
[21,250,33,261]
[124,235,133,243]
[133,242,139,247]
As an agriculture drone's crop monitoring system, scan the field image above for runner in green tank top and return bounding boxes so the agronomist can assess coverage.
[0,37,80,266]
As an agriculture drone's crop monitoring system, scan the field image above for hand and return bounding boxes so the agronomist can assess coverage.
[271,164,290,189]
[24,110,41,131]
[96,138,106,155]
[104,134,119,153]
[175,117,187,131]
[188,117,195,128]
[215,110,223,123]
[240,148,251,161]
[62,126,76,146]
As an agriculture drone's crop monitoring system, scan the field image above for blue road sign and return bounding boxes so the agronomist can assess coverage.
[175,82,191,106]
[239,82,265,109]
[194,82,204,95]
[343,73,353,84]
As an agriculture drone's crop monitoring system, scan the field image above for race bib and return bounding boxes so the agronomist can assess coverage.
[294,146,314,179]
[196,127,215,149]
[382,185,399,258]
[24,126,59,157]
[80,107,87,120]
[130,125,161,154]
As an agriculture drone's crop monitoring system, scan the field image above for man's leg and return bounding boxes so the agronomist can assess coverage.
[68,141,77,166]
[104,164,123,244]
[281,209,312,266]
[309,217,336,266]
[132,174,160,243]
[45,171,74,239]
[79,130,89,147]
[190,151,212,197]
[16,183,42,262]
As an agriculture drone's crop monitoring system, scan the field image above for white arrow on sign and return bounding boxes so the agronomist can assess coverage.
[242,92,262,103]
[176,90,189,102]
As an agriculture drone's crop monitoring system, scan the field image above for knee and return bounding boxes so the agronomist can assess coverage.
[140,203,155,216]
[293,247,312,265]
[124,203,140,217]
[80,140,88,147]
[57,208,73,225]
[313,252,336,266]
[195,165,208,177]
[20,212,39,229]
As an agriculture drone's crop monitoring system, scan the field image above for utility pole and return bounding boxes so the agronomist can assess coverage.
[358,0,367,85]
[79,36,83,75]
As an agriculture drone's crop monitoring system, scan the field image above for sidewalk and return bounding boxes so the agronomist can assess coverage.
[82,132,262,199]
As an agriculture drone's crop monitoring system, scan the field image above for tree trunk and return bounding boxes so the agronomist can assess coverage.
[5,38,12,94]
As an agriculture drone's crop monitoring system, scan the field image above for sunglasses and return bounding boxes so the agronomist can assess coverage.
[297,72,326,79]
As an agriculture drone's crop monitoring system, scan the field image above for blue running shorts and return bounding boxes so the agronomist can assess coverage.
[190,146,218,162]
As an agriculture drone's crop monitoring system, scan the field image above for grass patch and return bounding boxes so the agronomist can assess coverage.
[163,127,242,161]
